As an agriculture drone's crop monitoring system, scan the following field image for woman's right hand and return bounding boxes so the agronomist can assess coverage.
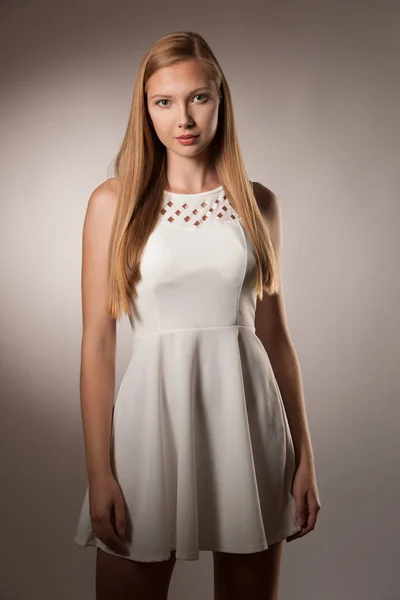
[88,472,129,555]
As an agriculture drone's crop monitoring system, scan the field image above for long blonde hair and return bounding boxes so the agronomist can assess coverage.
[106,31,279,325]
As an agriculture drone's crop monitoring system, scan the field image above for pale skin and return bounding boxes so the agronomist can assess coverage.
[81,59,321,599]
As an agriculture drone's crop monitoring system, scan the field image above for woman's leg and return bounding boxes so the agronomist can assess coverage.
[96,548,177,600]
[213,541,283,600]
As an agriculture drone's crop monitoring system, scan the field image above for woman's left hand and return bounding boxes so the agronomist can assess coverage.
[286,459,321,542]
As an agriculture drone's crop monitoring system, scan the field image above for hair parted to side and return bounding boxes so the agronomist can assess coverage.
[106,31,280,325]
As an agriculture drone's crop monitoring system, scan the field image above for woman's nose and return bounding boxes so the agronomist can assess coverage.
[178,105,194,127]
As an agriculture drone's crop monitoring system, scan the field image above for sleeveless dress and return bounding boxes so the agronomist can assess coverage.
[73,184,302,562]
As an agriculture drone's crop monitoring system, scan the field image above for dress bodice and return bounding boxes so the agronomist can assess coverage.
[131,185,257,336]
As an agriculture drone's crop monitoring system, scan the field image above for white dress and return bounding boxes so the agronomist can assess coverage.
[73,184,302,562]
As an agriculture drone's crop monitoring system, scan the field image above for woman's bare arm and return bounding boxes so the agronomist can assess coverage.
[253,182,315,467]
[79,178,119,481]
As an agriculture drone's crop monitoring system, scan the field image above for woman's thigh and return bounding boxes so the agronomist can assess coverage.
[95,548,177,600]
[213,541,283,600]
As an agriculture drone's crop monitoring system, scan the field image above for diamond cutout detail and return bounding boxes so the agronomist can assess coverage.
[159,193,240,230]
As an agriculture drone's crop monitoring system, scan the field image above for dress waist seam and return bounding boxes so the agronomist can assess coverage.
[132,324,255,338]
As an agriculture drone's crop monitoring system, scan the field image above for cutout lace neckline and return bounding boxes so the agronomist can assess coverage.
[160,189,240,230]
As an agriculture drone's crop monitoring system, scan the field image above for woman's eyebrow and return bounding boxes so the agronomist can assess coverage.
[149,87,211,100]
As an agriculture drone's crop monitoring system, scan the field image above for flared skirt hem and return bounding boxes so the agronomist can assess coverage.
[73,518,301,563]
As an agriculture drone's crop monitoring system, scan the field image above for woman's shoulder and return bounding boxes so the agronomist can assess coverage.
[91,177,121,200]
[251,181,279,220]
[84,178,121,228]
[88,177,120,207]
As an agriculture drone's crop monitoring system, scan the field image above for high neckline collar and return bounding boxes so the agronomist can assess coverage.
[163,185,223,198]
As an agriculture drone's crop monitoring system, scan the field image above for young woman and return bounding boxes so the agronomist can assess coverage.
[73,31,321,600]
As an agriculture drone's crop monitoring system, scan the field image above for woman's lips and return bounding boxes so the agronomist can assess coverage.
[176,135,199,145]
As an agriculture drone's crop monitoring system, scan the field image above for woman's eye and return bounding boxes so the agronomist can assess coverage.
[156,94,208,107]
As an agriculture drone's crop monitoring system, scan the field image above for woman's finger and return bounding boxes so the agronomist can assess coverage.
[294,493,308,527]
[94,516,129,555]
[102,521,129,555]
[306,497,321,530]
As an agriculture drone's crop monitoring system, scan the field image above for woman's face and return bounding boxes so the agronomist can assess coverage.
[146,60,221,157]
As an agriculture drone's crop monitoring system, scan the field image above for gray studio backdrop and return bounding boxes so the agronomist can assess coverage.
[1,1,399,599]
